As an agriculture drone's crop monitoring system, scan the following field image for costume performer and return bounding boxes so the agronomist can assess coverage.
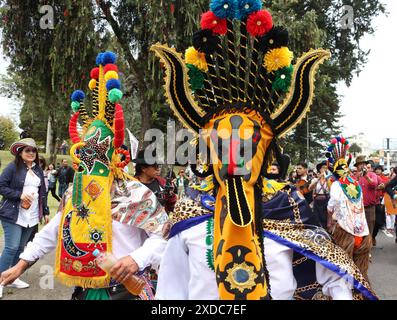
[326,136,372,281]
[152,0,377,300]
[0,51,169,300]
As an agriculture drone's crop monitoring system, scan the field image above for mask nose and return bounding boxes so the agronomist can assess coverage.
[226,138,245,178]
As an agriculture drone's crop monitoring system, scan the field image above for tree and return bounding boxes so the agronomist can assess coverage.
[267,0,385,164]
[350,143,362,156]
[95,0,208,144]
[0,0,108,161]
[0,116,19,148]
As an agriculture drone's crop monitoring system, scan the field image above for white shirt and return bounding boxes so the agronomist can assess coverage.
[155,219,353,300]
[20,212,166,272]
[327,181,369,237]
[16,169,41,228]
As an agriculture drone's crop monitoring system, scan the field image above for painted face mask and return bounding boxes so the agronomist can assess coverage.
[152,1,330,300]
[55,51,130,288]
[326,136,362,202]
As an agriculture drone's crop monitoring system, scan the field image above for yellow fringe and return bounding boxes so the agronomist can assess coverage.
[54,270,111,289]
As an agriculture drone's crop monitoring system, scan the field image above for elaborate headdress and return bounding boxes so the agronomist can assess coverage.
[152,0,330,300]
[326,136,352,178]
[55,51,131,288]
[326,136,362,202]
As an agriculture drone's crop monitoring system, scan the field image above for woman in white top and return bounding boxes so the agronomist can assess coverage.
[0,138,49,294]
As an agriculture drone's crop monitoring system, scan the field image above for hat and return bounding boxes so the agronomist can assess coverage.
[132,149,162,166]
[316,161,327,173]
[10,138,38,156]
[354,155,369,167]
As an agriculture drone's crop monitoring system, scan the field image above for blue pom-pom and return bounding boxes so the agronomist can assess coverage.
[106,79,121,91]
[327,146,334,152]
[71,90,85,102]
[336,136,341,142]
[96,53,104,66]
[210,0,238,19]
[101,51,117,65]
[236,0,262,20]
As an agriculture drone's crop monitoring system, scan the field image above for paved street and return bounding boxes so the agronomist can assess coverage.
[0,232,396,300]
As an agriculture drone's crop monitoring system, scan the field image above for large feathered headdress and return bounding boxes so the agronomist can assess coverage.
[151,0,330,138]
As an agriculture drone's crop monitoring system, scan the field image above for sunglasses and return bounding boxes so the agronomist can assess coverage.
[23,148,37,154]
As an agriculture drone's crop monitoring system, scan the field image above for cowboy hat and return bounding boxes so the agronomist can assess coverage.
[353,155,369,167]
[10,138,38,156]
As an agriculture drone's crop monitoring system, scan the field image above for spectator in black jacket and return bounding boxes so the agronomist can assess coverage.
[0,138,49,291]
[57,159,74,198]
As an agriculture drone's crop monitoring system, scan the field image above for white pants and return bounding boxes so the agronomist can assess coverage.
[386,214,396,230]
[263,238,353,300]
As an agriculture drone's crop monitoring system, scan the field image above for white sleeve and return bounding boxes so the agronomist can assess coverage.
[327,182,339,212]
[316,263,353,300]
[263,237,296,300]
[129,232,167,272]
[155,234,190,300]
[19,212,61,262]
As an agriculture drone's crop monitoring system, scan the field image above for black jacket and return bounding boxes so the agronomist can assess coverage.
[386,176,397,199]
[0,162,49,223]
[58,165,75,185]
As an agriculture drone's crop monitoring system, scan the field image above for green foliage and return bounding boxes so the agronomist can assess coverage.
[350,143,363,155]
[0,116,19,148]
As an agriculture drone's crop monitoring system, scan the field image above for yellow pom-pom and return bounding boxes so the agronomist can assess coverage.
[89,79,97,90]
[264,47,294,73]
[104,70,119,81]
[185,47,208,72]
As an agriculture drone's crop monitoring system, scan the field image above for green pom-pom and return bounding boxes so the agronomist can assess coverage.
[108,88,123,103]
[272,64,293,93]
[187,64,204,91]
[71,101,80,112]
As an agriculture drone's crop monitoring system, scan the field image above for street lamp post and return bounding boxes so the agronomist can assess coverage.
[306,116,315,164]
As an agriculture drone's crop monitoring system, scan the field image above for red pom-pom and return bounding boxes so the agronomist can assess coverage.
[201,11,227,35]
[247,10,273,37]
[90,67,100,80]
[114,104,125,148]
[340,137,346,144]
[104,64,119,74]
[331,138,338,144]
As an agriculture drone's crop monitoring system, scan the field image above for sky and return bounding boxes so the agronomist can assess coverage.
[337,0,397,150]
[1,1,397,149]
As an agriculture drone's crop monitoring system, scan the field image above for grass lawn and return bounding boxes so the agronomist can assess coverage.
[0,150,71,237]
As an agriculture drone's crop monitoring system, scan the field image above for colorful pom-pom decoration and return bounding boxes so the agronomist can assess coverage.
[263,47,293,73]
[193,29,219,55]
[201,11,227,35]
[259,26,289,52]
[272,65,293,93]
[105,70,119,81]
[101,51,117,65]
[106,79,121,91]
[210,0,238,19]
[185,47,208,72]
[96,53,104,66]
[187,64,205,91]
[90,67,100,79]
[108,88,123,103]
[247,10,273,37]
[88,79,97,90]
[71,101,81,113]
[236,0,262,20]
[104,64,119,74]
[71,90,85,102]
[331,138,338,144]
